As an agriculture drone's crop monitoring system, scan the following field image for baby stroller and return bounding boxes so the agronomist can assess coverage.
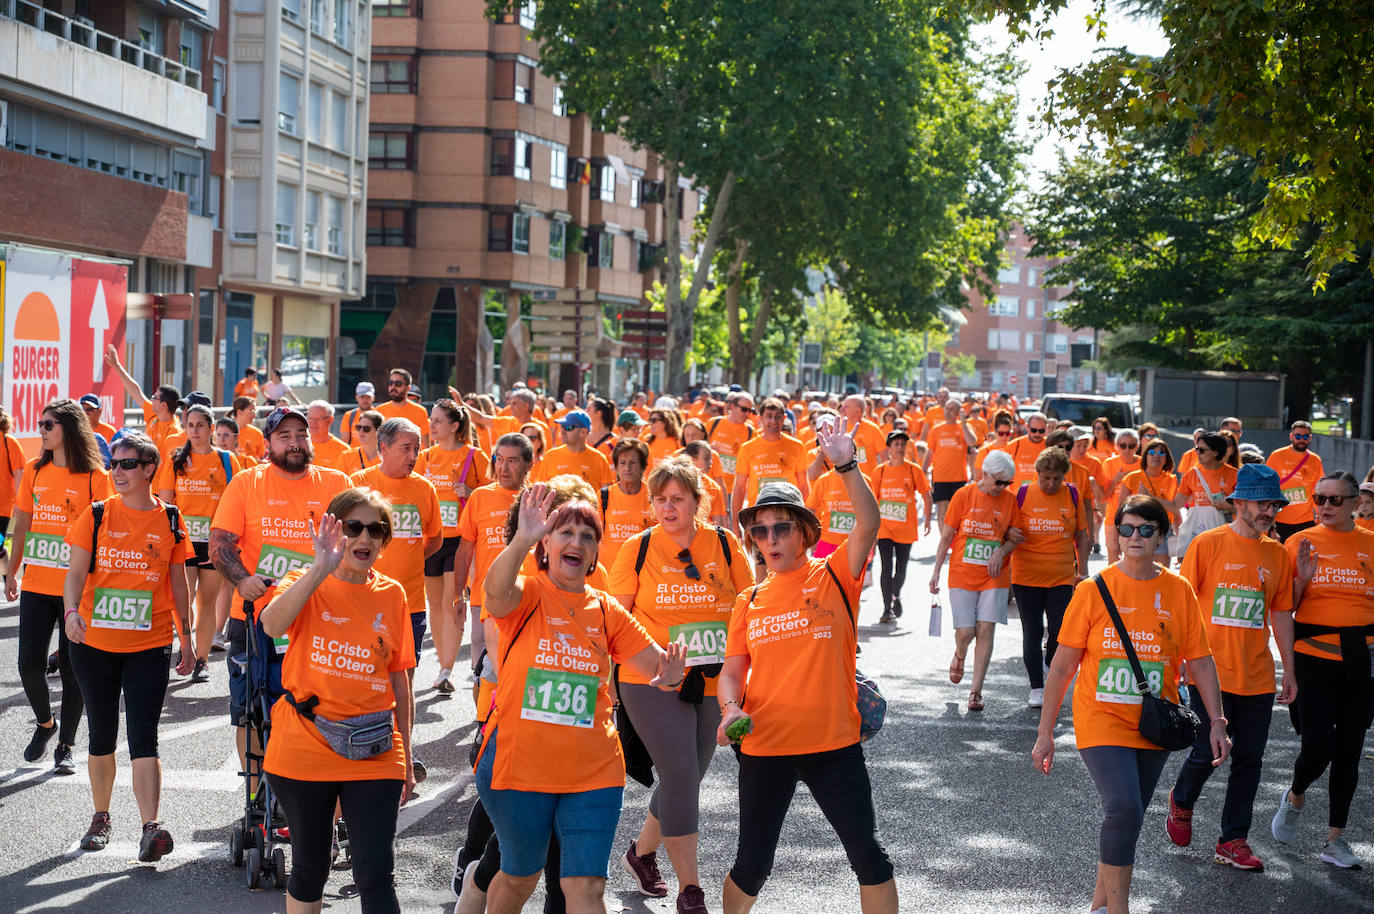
[229,591,289,889]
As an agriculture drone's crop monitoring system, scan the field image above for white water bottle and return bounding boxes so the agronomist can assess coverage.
[928,598,942,637]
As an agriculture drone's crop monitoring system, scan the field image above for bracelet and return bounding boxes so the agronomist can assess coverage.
[835,458,859,474]
[666,678,684,689]
[722,699,741,709]
[64,608,79,621]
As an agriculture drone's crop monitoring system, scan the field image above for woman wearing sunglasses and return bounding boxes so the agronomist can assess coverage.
[345,409,384,472]
[1118,439,1180,565]
[63,432,190,859]
[259,487,416,914]
[1174,432,1237,559]
[1271,471,1374,869]
[1090,417,1117,459]
[716,420,897,914]
[973,410,1016,476]
[609,456,752,911]
[1102,430,1142,563]
[7,399,113,774]
[930,449,1022,711]
[1033,494,1231,914]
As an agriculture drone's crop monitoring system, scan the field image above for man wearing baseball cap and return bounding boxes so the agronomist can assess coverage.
[1165,463,1296,871]
[341,381,376,445]
[79,394,117,444]
[532,409,614,488]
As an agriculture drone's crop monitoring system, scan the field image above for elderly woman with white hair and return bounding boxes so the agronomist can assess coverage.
[929,449,1023,711]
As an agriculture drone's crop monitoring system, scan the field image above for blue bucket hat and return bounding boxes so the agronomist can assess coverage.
[1227,464,1285,503]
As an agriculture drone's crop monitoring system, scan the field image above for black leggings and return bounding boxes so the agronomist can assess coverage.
[17,590,82,746]
[876,539,912,614]
[730,743,893,897]
[69,642,170,757]
[1290,652,1374,829]
[1010,584,1073,690]
[269,774,403,912]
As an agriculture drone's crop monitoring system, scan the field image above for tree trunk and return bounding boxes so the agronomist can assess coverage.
[663,168,737,395]
[734,283,776,387]
[725,241,748,383]
[1283,349,1314,426]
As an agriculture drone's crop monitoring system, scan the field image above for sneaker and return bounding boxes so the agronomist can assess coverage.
[23,720,58,763]
[210,631,227,652]
[621,840,668,897]
[46,650,59,676]
[1271,789,1302,845]
[191,658,210,682]
[1027,688,1045,708]
[80,812,112,851]
[412,756,427,784]
[891,597,903,619]
[878,612,896,624]
[676,884,709,914]
[1321,837,1363,869]
[1166,789,1193,847]
[434,671,456,695]
[1091,542,1101,555]
[138,820,173,862]
[451,845,470,899]
[455,860,485,914]
[333,819,351,869]
[1214,838,1264,871]
[53,743,76,775]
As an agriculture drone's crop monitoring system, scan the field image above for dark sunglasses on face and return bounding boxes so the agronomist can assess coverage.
[747,521,796,542]
[1313,494,1353,507]
[111,458,150,470]
[342,519,390,539]
[676,547,701,580]
[1028,426,1046,434]
[990,477,1013,488]
[38,419,58,431]
[1146,448,1166,456]
[1120,442,1138,449]
[1116,522,1159,539]
[387,380,405,388]
[356,424,374,433]
[995,430,1012,437]
[1293,433,1312,441]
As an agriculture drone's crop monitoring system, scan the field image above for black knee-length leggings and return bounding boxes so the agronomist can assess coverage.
[876,539,912,613]
[17,590,82,746]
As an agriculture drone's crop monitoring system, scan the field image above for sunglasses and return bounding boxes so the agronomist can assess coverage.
[747,521,797,542]
[676,547,701,581]
[110,458,150,470]
[995,430,1012,437]
[341,519,390,539]
[1116,522,1159,539]
[38,419,58,431]
[1293,433,1312,441]
[356,424,375,433]
[990,478,1013,488]
[1120,442,1138,449]
[1028,426,1046,434]
[387,380,406,387]
[1145,447,1166,456]
[1313,494,1353,507]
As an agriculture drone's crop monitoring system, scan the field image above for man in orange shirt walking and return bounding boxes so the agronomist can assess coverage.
[533,410,614,489]
[923,398,977,525]
[1005,411,1049,485]
[376,369,432,446]
[1266,420,1325,542]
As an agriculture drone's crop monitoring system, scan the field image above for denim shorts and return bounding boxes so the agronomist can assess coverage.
[475,730,624,878]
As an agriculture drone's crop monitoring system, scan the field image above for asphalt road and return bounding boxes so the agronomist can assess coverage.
[0,535,1370,913]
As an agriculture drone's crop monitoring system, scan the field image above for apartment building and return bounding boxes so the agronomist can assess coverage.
[348,0,701,400]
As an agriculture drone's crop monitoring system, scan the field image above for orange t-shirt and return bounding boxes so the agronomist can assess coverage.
[238,423,267,461]
[480,574,655,792]
[967,416,989,445]
[1009,482,1089,588]
[90,421,118,443]
[1072,454,1106,501]
[376,399,433,439]
[263,567,414,782]
[16,460,113,596]
[927,421,971,483]
[140,402,182,451]
[349,467,443,613]
[600,484,654,571]
[0,433,27,515]
[1120,469,1179,513]
[805,469,872,549]
[416,444,491,536]
[645,435,680,470]
[1102,455,1141,519]
[532,444,614,490]
[726,541,863,756]
[234,378,260,401]
[1179,524,1294,694]
[1005,435,1047,485]
[310,435,351,472]
[590,432,618,461]
[973,440,1009,475]
[457,483,521,604]
[609,525,752,692]
[734,434,808,505]
[1284,525,1374,660]
[332,447,379,474]
[210,463,354,620]
[1065,461,1096,512]
[943,483,1015,591]
[1357,515,1374,533]
[154,449,236,543]
[1178,463,1238,509]
[871,461,931,544]
[700,474,726,518]
[1089,438,1115,460]
[1266,446,1326,526]
[65,496,187,653]
[1058,566,1212,750]
[1176,447,1199,477]
[339,407,364,446]
[705,417,755,487]
[850,419,886,476]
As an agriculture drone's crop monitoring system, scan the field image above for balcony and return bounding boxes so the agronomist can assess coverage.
[1,1,207,141]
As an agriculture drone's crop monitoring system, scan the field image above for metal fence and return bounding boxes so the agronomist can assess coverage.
[1159,428,1374,479]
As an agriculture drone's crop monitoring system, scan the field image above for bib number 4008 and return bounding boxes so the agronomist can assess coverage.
[1096,658,1164,705]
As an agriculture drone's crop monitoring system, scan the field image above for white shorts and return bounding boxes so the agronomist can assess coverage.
[948,587,1010,627]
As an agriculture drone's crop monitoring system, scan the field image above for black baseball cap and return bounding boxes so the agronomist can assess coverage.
[262,406,307,437]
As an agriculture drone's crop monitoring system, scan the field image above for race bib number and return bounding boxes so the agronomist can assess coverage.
[391,503,422,539]
[272,634,290,655]
[439,500,461,527]
[961,537,999,566]
[719,453,737,475]
[670,620,728,667]
[1281,486,1307,505]
[828,509,856,534]
[1096,657,1164,705]
[879,500,908,523]
[186,515,212,542]
[1212,586,1266,629]
[23,532,70,569]
[856,446,868,464]
[521,668,597,728]
[759,476,787,489]
[254,544,313,580]
[91,587,153,631]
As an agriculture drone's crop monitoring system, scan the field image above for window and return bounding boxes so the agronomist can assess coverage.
[333,0,351,46]
[590,163,615,202]
[1050,333,1069,355]
[1028,267,1040,287]
[997,264,1020,285]
[493,60,533,102]
[282,0,302,22]
[519,0,537,28]
[549,220,566,260]
[330,91,348,151]
[233,63,263,125]
[138,9,163,54]
[211,60,226,113]
[991,295,1018,317]
[207,175,221,227]
[513,213,531,254]
[371,0,419,15]
[514,136,532,180]
[367,206,415,246]
[307,82,324,142]
[281,336,328,388]
[173,152,203,212]
[370,57,417,93]
[305,191,321,250]
[328,197,344,254]
[550,146,567,188]
[986,329,1019,350]
[490,136,514,176]
[1026,299,1035,319]
[198,290,216,345]
[278,71,300,135]
[552,84,566,116]
[276,183,297,245]
[630,176,641,209]
[180,27,203,70]
[1025,333,1038,352]
[231,178,259,241]
[596,231,613,269]
[488,212,513,251]
[311,0,327,35]
[369,131,415,169]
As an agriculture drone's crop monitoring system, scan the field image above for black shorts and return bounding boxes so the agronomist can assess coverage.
[186,540,214,569]
[0,516,10,537]
[932,481,964,503]
[227,618,248,726]
[424,535,462,577]
[410,611,427,664]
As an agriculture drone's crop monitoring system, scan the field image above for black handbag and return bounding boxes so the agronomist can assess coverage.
[612,664,655,787]
[1093,574,1201,752]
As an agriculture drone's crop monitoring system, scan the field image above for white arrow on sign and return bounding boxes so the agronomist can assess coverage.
[90,280,110,382]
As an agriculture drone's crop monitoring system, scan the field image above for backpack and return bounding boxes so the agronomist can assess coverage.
[88,499,186,573]
[217,448,235,483]
[633,525,735,575]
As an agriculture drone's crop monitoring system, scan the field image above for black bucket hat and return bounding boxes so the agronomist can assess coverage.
[738,482,822,541]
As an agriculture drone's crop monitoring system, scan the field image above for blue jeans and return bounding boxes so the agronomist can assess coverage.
[1172,687,1273,841]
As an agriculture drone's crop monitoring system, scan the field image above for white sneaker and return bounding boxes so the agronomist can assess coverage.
[1271,788,1302,844]
[454,860,486,914]
[1321,837,1362,869]
[1028,688,1045,708]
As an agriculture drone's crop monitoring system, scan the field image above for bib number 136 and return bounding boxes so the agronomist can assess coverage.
[522,668,597,728]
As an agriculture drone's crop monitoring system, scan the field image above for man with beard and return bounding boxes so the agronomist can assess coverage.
[376,368,432,446]
[209,407,353,776]
[1266,420,1325,541]
[351,417,443,779]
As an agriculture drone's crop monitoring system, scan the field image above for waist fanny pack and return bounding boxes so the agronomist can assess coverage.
[286,692,395,761]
